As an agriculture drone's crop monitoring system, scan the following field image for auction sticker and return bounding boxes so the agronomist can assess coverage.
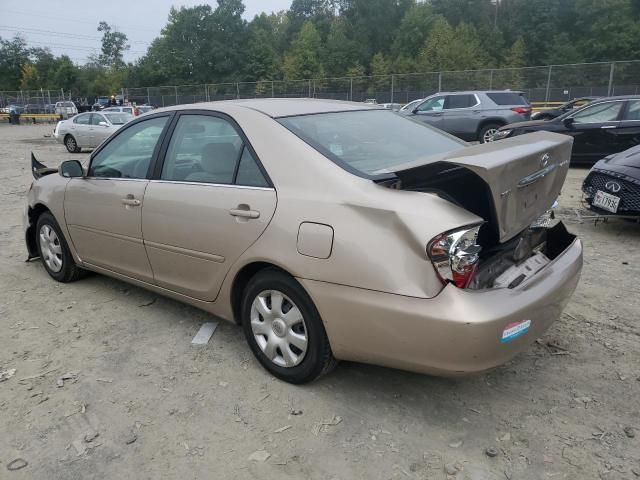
[501,320,531,343]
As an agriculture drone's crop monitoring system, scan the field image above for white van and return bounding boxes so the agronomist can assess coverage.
[54,101,78,119]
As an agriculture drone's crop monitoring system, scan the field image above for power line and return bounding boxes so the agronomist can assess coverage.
[0,25,151,45]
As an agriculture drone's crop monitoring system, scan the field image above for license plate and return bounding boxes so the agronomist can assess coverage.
[592,190,620,213]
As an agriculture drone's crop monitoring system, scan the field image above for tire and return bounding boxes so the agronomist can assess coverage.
[479,123,502,144]
[241,269,337,384]
[35,212,85,283]
[64,134,81,153]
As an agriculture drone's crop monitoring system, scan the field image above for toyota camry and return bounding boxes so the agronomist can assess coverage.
[25,99,583,383]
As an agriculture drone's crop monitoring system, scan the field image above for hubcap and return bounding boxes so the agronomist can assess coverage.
[483,128,498,143]
[250,290,308,368]
[66,137,76,150]
[39,224,63,273]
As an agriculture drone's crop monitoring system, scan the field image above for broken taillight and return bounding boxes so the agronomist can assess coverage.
[428,225,483,288]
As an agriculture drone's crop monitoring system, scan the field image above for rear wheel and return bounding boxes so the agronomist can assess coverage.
[36,212,85,283]
[241,269,337,384]
[479,123,502,143]
[64,135,81,153]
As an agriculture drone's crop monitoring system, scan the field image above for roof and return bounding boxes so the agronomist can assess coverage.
[159,98,381,118]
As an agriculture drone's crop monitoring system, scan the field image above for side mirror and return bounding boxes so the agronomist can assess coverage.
[563,117,575,127]
[59,160,84,178]
[99,121,109,127]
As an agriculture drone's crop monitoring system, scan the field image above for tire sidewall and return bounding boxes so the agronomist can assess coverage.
[36,213,75,282]
[241,271,329,384]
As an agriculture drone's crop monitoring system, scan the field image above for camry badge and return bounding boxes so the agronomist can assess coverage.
[540,153,551,168]
[605,181,622,193]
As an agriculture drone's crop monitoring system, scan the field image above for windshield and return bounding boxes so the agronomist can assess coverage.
[104,113,132,125]
[278,110,465,176]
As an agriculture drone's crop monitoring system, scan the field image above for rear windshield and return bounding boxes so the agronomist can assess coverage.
[278,110,465,176]
[104,113,132,125]
[486,92,529,105]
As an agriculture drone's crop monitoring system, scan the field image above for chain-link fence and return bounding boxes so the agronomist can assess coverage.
[4,61,640,112]
[0,89,73,113]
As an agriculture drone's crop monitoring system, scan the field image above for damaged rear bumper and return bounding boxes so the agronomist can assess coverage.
[300,235,582,376]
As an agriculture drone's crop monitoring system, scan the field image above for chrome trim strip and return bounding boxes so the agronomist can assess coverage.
[517,164,558,189]
[148,179,274,191]
[144,240,225,263]
[82,177,149,182]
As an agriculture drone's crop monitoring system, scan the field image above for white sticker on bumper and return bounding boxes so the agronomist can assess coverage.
[501,320,531,343]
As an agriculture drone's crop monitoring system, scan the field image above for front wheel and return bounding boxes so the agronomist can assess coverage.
[36,212,85,283]
[479,123,502,143]
[64,135,81,153]
[241,269,337,384]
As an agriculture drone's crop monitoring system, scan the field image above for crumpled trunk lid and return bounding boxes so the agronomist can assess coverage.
[377,131,573,243]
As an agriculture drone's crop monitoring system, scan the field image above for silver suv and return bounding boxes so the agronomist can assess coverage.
[403,90,532,143]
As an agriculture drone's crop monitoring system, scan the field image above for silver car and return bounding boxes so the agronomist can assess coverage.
[54,111,134,153]
[404,90,532,143]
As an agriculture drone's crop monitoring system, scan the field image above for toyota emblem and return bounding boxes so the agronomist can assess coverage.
[540,153,550,168]
[605,181,622,193]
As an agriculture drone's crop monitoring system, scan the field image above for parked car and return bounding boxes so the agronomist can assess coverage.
[8,104,26,114]
[103,105,135,116]
[53,111,133,153]
[55,101,78,119]
[582,144,640,216]
[493,96,640,164]
[402,90,532,143]
[92,96,112,110]
[25,99,582,384]
[137,105,155,114]
[532,97,600,121]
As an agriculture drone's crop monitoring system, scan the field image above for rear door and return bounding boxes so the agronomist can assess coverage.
[610,99,640,153]
[564,100,625,163]
[64,115,171,281]
[440,94,481,139]
[141,111,277,301]
[70,113,92,147]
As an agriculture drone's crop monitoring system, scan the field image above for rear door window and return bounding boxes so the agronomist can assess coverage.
[444,94,477,109]
[416,96,445,112]
[73,113,91,125]
[623,100,640,121]
[486,92,529,106]
[571,102,623,123]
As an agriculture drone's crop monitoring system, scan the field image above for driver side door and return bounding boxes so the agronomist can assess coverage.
[411,96,446,131]
[64,114,172,281]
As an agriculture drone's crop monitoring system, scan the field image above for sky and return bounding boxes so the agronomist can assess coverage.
[0,0,293,63]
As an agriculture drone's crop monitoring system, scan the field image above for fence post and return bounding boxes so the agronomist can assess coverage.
[308,79,311,98]
[545,65,553,104]
[350,77,353,101]
[390,74,395,104]
[147,87,151,105]
[271,81,275,98]
[607,62,616,96]
[489,69,494,89]
[236,83,240,99]
[174,86,178,105]
[438,72,442,93]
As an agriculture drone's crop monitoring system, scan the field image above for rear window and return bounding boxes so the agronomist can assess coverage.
[277,110,465,176]
[486,92,529,106]
[104,113,132,125]
[445,94,477,109]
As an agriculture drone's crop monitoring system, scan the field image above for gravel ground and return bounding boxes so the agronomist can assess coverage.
[1,124,639,480]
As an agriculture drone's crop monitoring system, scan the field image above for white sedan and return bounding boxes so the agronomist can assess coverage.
[54,111,134,153]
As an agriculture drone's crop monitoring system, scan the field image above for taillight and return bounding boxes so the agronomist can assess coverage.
[511,107,531,115]
[428,225,483,289]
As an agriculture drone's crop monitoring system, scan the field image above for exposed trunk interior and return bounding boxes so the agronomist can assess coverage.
[378,161,576,289]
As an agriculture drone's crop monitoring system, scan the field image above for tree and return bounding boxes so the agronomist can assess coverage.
[51,55,79,92]
[245,13,282,81]
[97,22,130,68]
[283,21,324,79]
[392,2,435,59]
[417,17,490,72]
[323,17,357,76]
[20,63,40,90]
[501,37,526,89]
[0,35,30,90]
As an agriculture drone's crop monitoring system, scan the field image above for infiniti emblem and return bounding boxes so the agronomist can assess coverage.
[605,181,622,193]
[540,153,551,168]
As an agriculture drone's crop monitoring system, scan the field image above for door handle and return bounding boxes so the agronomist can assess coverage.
[229,207,260,219]
[601,125,617,129]
[122,195,141,207]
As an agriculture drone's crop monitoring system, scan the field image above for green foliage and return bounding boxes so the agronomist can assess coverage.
[97,22,130,68]
[283,21,324,79]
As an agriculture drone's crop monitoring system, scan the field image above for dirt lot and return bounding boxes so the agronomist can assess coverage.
[1,123,639,480]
